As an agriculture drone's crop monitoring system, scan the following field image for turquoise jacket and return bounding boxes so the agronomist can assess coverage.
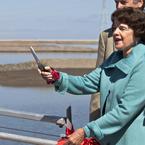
[55,43,145,145]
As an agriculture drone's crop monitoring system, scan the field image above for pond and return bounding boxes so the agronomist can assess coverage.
[0,52,97,64]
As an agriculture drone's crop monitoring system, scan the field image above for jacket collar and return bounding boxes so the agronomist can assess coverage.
[103,43,145,74]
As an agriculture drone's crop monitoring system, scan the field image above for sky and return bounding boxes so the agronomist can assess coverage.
[0,0,115,39]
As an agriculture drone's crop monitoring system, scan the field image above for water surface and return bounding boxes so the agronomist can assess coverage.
[0,52,97,64]
[0,86,90,144]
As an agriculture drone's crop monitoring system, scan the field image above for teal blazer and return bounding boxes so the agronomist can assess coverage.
[55,43,145,145]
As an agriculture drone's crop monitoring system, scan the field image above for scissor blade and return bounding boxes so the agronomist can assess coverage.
[30,46,41,65]
[30,46,46,71]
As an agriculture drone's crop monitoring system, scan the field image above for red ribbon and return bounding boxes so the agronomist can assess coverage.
[57,137,100,145]
[51,68,60,80]
[47,67,60,84]
[57,126,100,145]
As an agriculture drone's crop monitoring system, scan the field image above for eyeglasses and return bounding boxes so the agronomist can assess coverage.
[114,0,141,2]
[112,24,131,32]
[114,0,128,3]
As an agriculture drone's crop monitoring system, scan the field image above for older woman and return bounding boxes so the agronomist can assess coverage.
[39,7,145,145]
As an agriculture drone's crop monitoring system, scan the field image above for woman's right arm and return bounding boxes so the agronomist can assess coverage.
[54,67,102,95]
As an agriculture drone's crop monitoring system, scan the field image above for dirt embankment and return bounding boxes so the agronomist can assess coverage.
[0,59,96,87]
[0,40,97,87]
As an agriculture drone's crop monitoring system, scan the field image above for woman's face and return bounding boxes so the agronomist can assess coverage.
[113,22,136,56]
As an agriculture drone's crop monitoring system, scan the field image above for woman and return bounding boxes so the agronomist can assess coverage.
[39,8,145,145]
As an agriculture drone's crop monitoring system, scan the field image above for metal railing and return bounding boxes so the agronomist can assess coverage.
[0,132,57,145]
[0,106,72,145]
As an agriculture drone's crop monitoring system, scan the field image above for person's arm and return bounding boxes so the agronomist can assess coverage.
[83,62,145,140]
[54,67,102,95]
[39,66,102,95]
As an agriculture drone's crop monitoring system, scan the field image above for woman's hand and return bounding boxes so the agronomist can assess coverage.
[38,66,60,84]
[64,128,85,145]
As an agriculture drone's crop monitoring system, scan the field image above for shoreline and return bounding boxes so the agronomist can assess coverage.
[0,40,98,52]
[0,40,97,87]
[0,58,96,87]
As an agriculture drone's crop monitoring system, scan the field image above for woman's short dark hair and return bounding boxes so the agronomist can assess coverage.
[111,7,145,42]
[136,0,145,10]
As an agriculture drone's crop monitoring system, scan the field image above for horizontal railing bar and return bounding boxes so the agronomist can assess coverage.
[0,125,60,137]
[0,108,65,124]
[0,132,57,145]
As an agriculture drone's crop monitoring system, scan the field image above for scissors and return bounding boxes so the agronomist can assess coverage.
[30,46,46,71]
